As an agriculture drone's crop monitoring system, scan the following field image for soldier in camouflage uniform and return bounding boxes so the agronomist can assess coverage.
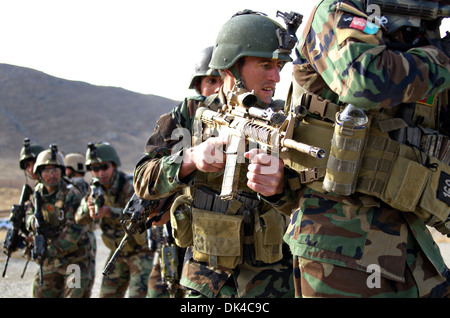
[134,10,298,298]
[25,144,93,297]
[76,141,153,297]
[19,138,45,183]
[280,0,450,297]
[64,153,89,196]
[146,46,222,298]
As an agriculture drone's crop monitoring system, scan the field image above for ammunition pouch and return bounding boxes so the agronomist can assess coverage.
[192,207,244,268]
[171,186,285,269]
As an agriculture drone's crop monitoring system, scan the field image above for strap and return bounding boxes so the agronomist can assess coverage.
[299,92,342,121]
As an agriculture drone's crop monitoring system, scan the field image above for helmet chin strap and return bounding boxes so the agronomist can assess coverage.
[229,65,241,82]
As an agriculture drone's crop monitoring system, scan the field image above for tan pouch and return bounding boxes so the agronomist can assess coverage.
[169,194,193,248]
[254,208,285,264]
[415,156,450,234]
[192,208,243,269]
[381,151,430,212]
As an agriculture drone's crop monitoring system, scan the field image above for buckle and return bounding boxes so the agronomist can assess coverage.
[309,94,329,118]
[300,168,319,183]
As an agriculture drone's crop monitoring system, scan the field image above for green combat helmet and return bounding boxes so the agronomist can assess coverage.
[19,138,45,170]
[33,144,65,175]
[85,141,121,170]
[209,10,302,74]
[188,46,220,93]
[64,153,86,174]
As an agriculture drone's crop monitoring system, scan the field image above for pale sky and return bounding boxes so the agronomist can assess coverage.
[0,0,448,102]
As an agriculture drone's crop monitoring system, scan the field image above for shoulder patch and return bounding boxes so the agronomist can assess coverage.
[337,13,379,35]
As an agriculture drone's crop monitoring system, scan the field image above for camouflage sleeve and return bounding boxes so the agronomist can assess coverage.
[47,187,84,257]
[75,194,92,225]
[295,0,450,109]
[134,96,204,200]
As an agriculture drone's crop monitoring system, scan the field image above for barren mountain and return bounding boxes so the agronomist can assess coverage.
[0,63,178,180]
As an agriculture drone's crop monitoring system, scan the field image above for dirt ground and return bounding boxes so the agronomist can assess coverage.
[0,186,449,298]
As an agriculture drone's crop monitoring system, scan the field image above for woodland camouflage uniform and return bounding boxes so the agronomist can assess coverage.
[283,0,450,297]
[76,168,153,297]
[26,178,92,297]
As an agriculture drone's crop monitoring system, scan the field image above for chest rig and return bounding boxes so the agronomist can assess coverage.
[35,182,70,240]
[285,83,450,235]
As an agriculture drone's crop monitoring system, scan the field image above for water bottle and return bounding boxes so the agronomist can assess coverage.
[322,104,369,195]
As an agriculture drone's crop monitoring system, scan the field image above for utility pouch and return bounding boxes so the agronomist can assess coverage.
[415,156,450,235]
[376,143,450,234]
[169,194,193,248]
[191,208,244,269]
[380,144,430,212]
[254,208,285,264]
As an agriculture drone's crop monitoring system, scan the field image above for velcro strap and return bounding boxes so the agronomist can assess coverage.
[327,156,359,173]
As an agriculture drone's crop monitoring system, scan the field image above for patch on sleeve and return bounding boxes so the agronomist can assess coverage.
[437,171,450,206]
[337,13,379,35]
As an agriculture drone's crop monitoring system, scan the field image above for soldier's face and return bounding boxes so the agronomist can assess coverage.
[25,160,39,180]
[199,76,223,97]
[239,57,283,104]
[40,165,61,186]
[91,162,114,185]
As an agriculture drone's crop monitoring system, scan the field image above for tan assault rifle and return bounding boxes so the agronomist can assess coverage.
[195,84,326,200]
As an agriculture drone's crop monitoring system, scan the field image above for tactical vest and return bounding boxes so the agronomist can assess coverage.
[284,83,450,234]
[170,94,287,269]
[35,181,73,241]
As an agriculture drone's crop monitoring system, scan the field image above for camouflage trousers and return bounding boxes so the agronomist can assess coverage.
[100,249,153,298]
[32,256,94,298]
[292,250,450,298]
[181,251,295,298]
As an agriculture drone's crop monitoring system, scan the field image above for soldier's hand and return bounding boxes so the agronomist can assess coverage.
[88,199,111,219]
[179,136,227,178]
[245,148,285,197]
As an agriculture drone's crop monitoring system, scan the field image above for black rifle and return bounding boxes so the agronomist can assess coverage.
[102,193,160,276]
[31,191,47,286]
[90,177,104,216]
[2,184,33,277]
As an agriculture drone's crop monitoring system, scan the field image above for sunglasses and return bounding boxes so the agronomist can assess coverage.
[90,163,110,172]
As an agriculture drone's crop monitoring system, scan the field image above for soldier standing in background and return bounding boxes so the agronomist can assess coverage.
[19,138,45,183]
[280,0,450,297]
[25,144,92,297]
[76,141,153,297]
[64,153,89,196]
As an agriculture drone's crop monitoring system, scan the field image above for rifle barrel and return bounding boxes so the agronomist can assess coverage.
[282,138,326,159]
